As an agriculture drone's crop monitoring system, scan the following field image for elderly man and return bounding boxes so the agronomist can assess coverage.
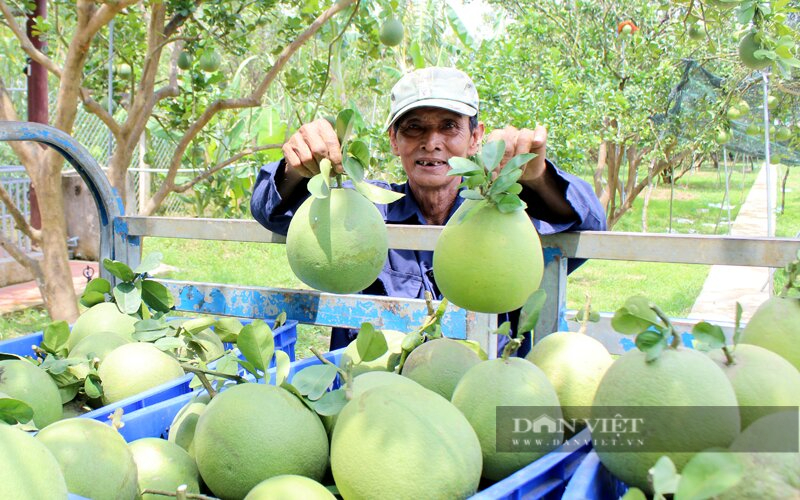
[251,66,606,354]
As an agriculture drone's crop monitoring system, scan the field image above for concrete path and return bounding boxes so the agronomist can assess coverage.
[687,165,773,324]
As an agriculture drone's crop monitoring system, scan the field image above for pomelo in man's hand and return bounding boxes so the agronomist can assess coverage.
[287,188,388,294]
[433,199,544,313]
[98,342,185,404]
[0,358,62,429]
[739,296,800,371]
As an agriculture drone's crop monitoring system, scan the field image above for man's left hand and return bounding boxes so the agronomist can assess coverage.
[486,125,547,185]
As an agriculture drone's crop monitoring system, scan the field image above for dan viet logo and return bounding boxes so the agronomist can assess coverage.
[503,412,646,451]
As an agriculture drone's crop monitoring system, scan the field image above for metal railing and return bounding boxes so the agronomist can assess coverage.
[0,165,32,258]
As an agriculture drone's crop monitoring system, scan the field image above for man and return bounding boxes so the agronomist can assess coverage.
[251,67,606,355]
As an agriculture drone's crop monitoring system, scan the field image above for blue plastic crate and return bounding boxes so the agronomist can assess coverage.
[562,450,629,499]
[0,319,298,425]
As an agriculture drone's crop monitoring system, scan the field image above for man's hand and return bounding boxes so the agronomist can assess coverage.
[282,118,344,178]
[486,125,547,184]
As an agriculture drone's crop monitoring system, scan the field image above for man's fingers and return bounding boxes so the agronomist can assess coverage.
[283,138,318,177]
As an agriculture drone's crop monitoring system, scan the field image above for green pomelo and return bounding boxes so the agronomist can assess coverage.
[433,199,544,313]
[708,344,800,430]
[68,302,137,351]
[776,126,792,142]
[526,332,613,423]
[740,296,800,371]
[721,410,800,499]
[739,31,772,70]
[68,331,131,362]
[331,383,482,499]
[286,188,388,294]
[687,22,706,41]
[177,51,192,70]
[36,418,139,500]
[352,370,420,398]
[129,437,201,500]
[194,383,329,500]
[451,357,564,481]
[0,423,69,500]
[379,18,404,47]
[98,342,186,404]
[198,50,221,72]
[400,338,482,399]
[340,329,405,376]
[708,0,740,9]
[0,359,62,429]
[745,123,760,136]
[177,328,225,363]
[167,393,209,458]
[245,475,335,500]
[591,348,741,493]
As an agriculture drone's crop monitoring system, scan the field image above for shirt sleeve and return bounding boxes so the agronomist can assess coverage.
[250,159,310,236]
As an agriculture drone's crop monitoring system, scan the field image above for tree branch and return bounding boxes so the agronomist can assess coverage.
[0,231,43,278]
[0,184,41,244]
[0,0,63,78]
[174,144,282,192]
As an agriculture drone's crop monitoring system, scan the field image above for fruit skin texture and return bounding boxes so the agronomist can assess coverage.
[591,348,740,493]
[526,331,613,423]
[340,329,405,377]
[0,423,69,500]
[0,358,62,428]
[68,302,137,350]
[98,342,186,404]
[451,357,564,481]
[331,383,482,500]
[739,31,771,70]
[720,410,800,499]
[193,383,329,500]
[68,331,131,362]
[129,437,201,500]
[400,337,482,400]
[379,18,404,46]
[287,188,388,294]
[739,296,800,371]
[708,344,800,430]
[245,475,335,500]
[198,50,221,72]
[433,199,544,313]
[36,417,139,500]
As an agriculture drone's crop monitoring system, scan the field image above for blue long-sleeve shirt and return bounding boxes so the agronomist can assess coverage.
[251,158,607,353]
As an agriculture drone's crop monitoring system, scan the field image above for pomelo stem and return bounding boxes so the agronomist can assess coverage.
[501,338,522,360]
[141,487,216,500]
[310,346,350,384]
[721,346,736,365]
[578,293,591,335]
[651,304,680,349]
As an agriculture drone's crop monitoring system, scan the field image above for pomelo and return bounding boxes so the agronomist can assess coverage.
[526,331,613,424]
[433,199,544,313]
[245,475,335,500]
[177,51,192,70]
[739,296,800,370]
[0,423,69,500]
[167,392,210,458]
[738,31,771,70]
[451,357,563,481]
[708,344,800,430]
[98,342,186,404]
[193,383,329,499]
[286,188,388,294]
[379,18,404,47]
[0,358,62,429]
[591,348,740,492]
[331,383,482,499]
[68,331,131,362]
[198,50,221,72]
[400,337,482,399]
[352,370,420,398]
[36,418,139,500]
[68,302,137,351]
[129,437,201,500]
[339,329,405,376]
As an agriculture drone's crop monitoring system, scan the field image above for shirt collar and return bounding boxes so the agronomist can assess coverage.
[386,183,467,225]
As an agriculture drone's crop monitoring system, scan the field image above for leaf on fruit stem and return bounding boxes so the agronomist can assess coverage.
[308,174,330,199]
[480,140,505,172]
[499,153,536,176]
[113,282,142,315]
[635,330,667,361]
[353,179,405,204]
[103,258,135,282]
[356,322,389,362]
[674,449,744,500]
[292,364,338,401]
[346,140,370,175]
[691,321,727,351]
[447,157,483,177]
[650,455,680,498]
[141,280,174,313]
[313,388,347,416]
[0,397,33,425]
[41,320,70,356]
[611,296,662,335]
[320,158,332,189]
[335,109,356,144]
[496,194,526,213]
[342,156,365,183]
[459,189,484,201]
[134,252,163,274]
[238,320,275,374]
[518,289,547,334]
[274,350,290,386]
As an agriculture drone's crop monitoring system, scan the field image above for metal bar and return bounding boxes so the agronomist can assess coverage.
[122,216,800,268]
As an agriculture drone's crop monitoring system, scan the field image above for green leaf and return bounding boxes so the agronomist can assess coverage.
[180,317,216,336]
[409,41,424,68]
[674,450,744,500]
[215,317,243,343]
[650,455,680,497]
[113,282,142,315]
[444,3,476,48]
[493,321,512,337]
[308,173,330,199]
[460,189,484,200]
[347,140,370,171]
[499,153,536,176]
[620,488,647,500]
[292,364,338,401]
[141,280,174,313]
[0,397,33,425]
[274,350,290,386]
[458,199,488,224]
[237,320,275,373]
[489,170,523,197]
[736,5,755,24]
[518,289,547,333]
[84,375,103,399]
[134,252,163,274]
[103,258,135,282]
[461,173,487,189]
[132,319,170,342]
[319,158,332,189]
[447,157,483,176]
[496,194,526,213]
[335,109,355,144]
[83,278,111,296]
[353,179,405,204]
[635,330,667,361]
[313,388,348,416]
[691,322,727,351]
[236,358,259,379]
[342,156,365,183]
[41,321,70,356]
[480,140,506,172]
[356,323,389,362]
[611,296,662,335]
[154,337,185,351]
[80,291,107,308]
[272,312,287,329]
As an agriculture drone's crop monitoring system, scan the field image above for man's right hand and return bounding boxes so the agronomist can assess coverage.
[282,118,344,178]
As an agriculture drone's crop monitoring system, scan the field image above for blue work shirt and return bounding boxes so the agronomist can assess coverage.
[251,159,606,354]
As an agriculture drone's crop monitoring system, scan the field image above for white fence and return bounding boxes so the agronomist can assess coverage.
[0,165,32,258]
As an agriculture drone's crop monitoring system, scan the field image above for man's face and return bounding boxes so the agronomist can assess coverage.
[389,107,483,190]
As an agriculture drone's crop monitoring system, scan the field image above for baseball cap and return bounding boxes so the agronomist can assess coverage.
[385,67,480,130]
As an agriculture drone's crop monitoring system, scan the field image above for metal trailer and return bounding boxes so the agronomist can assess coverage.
[2,121,798,357]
